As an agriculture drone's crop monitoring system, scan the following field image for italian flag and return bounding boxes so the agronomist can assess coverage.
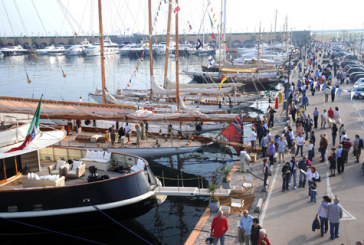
[5,98,42,153]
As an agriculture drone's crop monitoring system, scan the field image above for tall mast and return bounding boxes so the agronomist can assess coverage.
[257,23,261,70]
[98,0,106,104]
[175,0,180,113]
[218,0,223,69]
[163,0,173,88]
[148,0,154,99]
[223,0,227,54]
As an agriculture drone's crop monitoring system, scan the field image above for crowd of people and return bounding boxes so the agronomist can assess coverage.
[241,41,364,243]
[210,210,271,245]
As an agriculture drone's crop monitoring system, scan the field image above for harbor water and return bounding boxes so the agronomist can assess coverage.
[0,53,267,244]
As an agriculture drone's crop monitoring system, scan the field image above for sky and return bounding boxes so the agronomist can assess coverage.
[0,0,364,37]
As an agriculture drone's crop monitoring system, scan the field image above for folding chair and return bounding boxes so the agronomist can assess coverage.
[242,175,254,194]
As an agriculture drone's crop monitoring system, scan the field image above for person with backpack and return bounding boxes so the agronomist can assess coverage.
[353,134,363,163]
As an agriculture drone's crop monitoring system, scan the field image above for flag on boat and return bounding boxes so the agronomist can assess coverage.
[5,97,42,153]
[196,39,203,50]
[174,5,180,14]
[219,75,227,91]
[187,21,192,31]
[222,113,244,148]
[211,32,216,40]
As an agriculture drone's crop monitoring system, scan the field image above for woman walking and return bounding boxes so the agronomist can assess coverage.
[317,196,332,237]
[328,148,337,177]
[308,140,315,161]
[332,123,338,146]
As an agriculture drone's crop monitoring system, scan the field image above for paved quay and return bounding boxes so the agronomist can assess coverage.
[186,69,364,244]
[261,76,364,244]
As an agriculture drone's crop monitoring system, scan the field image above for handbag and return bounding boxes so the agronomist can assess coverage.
[312,216,320,231]
[268,168,272,176]
[237,227,245,243]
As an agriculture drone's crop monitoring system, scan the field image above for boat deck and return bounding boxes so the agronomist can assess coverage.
[0,160,129,191]
[57,130,202,150]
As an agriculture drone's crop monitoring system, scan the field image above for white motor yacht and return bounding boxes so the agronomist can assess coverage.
[36,45,66,55]
[65,39,92,56]
[84,37,119,56]
[0,45,28,56]
[119,43,135,56]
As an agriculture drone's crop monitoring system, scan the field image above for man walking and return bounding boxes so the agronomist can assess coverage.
[298,156,308,187]
[278,136,287,163]
[261,133,269,158]
[289,157,298,189]
[353,134,363,163]
[313,107,319,129]
[336,145,344,175]
[327,197,343,240]
[239,210,254,245]
[211,210,229,245]
[331,86,336,102]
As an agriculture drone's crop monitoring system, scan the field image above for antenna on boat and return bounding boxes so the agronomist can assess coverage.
[97,0,106,104]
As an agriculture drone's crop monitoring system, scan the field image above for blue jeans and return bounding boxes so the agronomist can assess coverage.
[319,216,328,236]
[282,176,289,191]
[299,170,306,187]
[308,150,314,161]
[213,235,225,245]
[308,180,312,196]
[305,130,309,140]
[330,222,340,240]
[332,134,337,146]
[296,145,303,156]
[320,147,327,162]
[310,190,317,203]
[289,169,297,188]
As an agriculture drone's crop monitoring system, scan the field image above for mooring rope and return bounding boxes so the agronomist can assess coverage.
[89,203,153,245]
[0,216,106,245]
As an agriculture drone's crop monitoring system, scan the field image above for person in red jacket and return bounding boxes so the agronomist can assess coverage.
[211,210,229,245]
[328,107,334,119]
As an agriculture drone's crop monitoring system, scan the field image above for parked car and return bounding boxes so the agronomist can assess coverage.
[353,74,364,82]
[353,78,364,88]
[351,86,364,99]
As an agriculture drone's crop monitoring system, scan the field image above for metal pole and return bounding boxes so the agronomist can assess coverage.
[286,53,291,120]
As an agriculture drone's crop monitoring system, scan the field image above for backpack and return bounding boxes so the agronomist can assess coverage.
[359,138,364,149]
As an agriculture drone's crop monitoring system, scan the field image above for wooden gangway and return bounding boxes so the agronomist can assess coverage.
[155,186,230,197]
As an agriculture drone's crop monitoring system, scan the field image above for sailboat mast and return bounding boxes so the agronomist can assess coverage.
[163,0,173,88]
[97,0,106,104]
[257,23,261,70]
[218,0,223,69]
[175,0,180,113]
[148,0,154,99]
[148,0,153,77]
